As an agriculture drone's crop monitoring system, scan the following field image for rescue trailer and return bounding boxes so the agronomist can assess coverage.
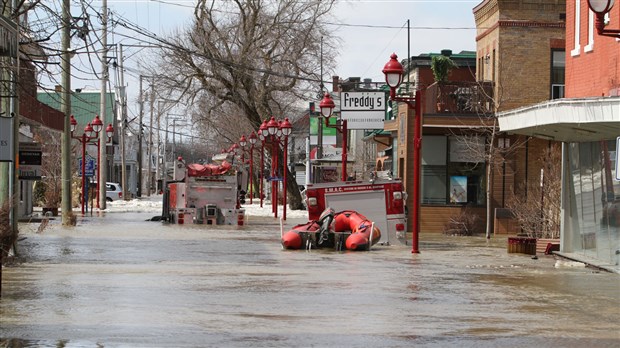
[304,177,407,245]
[164,156,247,225]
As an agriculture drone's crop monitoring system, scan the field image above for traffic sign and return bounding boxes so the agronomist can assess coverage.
[78,154,96,177]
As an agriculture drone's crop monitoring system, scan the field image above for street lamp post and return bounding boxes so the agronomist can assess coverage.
[382,53,422,254]
[90,115,104,208]
[239,135,247,166]
[587,1,620,37]
[280,118,292,221]
[267,117,279,217]
[259,120,268,208]
[258,116,292,220]
[318,93,348,181]
[248,132,257,204]
[71,115,113,215]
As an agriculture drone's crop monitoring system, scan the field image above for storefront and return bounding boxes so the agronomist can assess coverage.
[499,97,620,273]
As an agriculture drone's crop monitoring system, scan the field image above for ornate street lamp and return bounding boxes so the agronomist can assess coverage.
[318,93,348,181]
[382,53,422,254]
[267,117,279,215]
[588,0,620,37]
[90,115,104,208]
[279,118,292,220]
[70,114,112,215]
[259,119,268,208]
[239,135,247,164]
[248,131,257,204]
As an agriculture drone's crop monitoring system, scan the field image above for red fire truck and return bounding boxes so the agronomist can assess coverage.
[304,176,407,245]
[165,156,247,225]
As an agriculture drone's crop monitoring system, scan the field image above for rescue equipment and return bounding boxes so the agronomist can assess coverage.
[282,208,381,251]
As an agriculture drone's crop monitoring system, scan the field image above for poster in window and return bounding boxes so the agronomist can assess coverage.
[450,176,467,203]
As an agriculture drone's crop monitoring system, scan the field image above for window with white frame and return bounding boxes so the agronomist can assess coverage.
[571,0,581,56]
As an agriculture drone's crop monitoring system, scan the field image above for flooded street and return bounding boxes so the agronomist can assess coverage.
[1,211,619,347]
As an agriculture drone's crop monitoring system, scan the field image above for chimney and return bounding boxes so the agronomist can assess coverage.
[441,49,452,57]
[332,75,340,92]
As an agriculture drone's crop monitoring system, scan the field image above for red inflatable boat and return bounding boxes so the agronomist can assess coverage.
[281,208,381,251]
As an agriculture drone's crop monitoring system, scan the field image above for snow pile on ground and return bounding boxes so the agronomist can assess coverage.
[105,194,308,219]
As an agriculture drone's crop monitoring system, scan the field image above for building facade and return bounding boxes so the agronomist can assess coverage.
[473,0,567,235]
[499,0,620,272]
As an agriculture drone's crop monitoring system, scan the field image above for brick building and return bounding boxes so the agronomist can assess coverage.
[473,0,566,236]
[498,0,620,272]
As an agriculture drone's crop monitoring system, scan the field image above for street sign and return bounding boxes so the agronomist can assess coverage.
[78,154,96,177]
[340,91,387,130]
[18,142,42,180]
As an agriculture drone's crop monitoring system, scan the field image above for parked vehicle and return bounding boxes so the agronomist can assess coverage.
[93,182,122,201]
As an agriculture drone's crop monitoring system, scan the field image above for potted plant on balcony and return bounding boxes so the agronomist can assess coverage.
[431,54,456,112]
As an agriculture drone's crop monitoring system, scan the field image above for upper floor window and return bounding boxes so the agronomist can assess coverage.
[571,0,581,56]
[551,50,565,99]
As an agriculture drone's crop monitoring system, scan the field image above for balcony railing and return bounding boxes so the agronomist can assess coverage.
[423,81,494,115]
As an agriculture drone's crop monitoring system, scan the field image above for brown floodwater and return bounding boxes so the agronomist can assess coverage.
[1,211,619,347]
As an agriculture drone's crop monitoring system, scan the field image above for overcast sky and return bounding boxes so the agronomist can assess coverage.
[104,0,478,81]
[76,0,480,122]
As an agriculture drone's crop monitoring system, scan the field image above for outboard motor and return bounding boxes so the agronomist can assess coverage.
[317,207,335,247]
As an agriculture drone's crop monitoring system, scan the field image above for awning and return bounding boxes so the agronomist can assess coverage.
[498,97,620,142]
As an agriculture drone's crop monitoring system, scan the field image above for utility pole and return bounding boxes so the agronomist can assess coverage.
[137,75,144,197]
[11,7,20,234]
[60,0,73,224]
[98,0,108,210]
[118,44,128,200]
[147,77,154,196]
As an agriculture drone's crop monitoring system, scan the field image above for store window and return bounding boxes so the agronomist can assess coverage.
[421,135,486,205]
[567,140,620,266]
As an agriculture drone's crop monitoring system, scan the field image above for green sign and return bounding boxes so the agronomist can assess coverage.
[309,116,338,136]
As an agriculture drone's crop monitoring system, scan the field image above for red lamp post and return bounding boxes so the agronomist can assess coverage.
[279,118,292,221]
[587,0,620,37]
[382,53,422,254]
[248,131,257,204]
[70,115,98,215]
[239,135,247,165]
[267,116,279,217]
[318,93,348,181]
[259,119,268,208]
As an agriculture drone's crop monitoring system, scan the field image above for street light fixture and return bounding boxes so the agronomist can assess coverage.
[248,131,257,204]
[70,114,113,215]
[259,119,268,208]
[587,0,620,37]
[318,93,348,181]
[279,118,292,220]
[90,115,104,208]
[382,53,422,254]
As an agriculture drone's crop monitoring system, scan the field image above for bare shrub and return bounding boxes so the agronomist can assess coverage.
[0,200,17,261]
[506,144,561,239]
[443,206,480,236]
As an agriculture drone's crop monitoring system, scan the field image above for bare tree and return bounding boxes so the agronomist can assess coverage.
[148,0,338,209]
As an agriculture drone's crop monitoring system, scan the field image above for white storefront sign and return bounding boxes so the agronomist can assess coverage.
[340,91,386,130]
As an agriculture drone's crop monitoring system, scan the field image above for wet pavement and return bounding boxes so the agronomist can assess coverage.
[1,211,619,347]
